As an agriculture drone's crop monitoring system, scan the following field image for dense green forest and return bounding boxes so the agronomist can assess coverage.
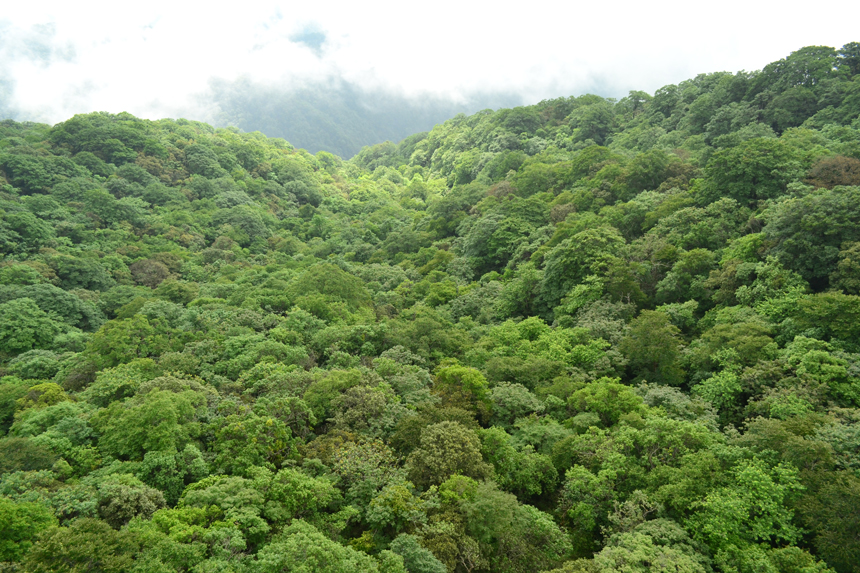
[1,42,860,573]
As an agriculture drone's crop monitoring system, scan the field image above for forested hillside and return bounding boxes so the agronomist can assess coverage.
[1,43,860,573]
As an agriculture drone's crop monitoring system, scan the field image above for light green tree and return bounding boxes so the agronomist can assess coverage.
[406,421,491,487]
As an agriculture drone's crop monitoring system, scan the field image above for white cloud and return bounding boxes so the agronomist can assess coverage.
[1,0,858,123]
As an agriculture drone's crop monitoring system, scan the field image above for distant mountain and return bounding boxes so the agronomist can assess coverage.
[206,77,522,158]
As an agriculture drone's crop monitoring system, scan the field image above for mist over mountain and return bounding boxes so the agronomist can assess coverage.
[4,4,855,159]
[205,78,524,158]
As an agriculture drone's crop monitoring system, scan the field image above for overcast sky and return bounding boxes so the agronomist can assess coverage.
[2,0,858,126]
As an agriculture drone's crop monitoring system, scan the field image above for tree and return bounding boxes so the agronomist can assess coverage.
[702,138,804,205]
[248,466,340,525]
[462,214,534,274]
[0,283,105,331]
[687,459,803,556]
[97,474,166,528]
[593,519,712,573]
[620,311,685,385]
[4,59,860,573]
[154,279,199,304]
[654,248,716,305]
[290,263,373,312]
[0,498,57,562]
[177,474,270,548]
[831,242,860,294]
[0,211,55,254]
[78,358,158,407]
[211,411,297,474]
[796,472,860,573]
[330,439,406,510]
[754,45,841,94]
[93,388,205,460]
[390,406,480,456]
[497,263,543,318]
[792,292,860,347]
[481,426,558,498]
[47,255,115,291]
[254,519,404,573]
[688,320,776,372]
[692,369,744,425]
[13,381,69,413]
[0,380,29,433]
[302,369,363,422]
[0,153,88,194]
[330,384,404,438]
[86,315,178,368]
[22,518,142,573]
[556,464,618,554]
[0,437,57,473]
[185,144,227,178]
[365,480,433,536]
[0,298,66,356]
[763,185,860,286]
[444,477,570,572]
[390,534,447,573]
[489,382,544,429]
[569,101,615,146]
[406,421,492,487]
[764,86,820,132]
[136,445,209,505]
[648,197,749,252]
[839,42,860,76]
[806,156,860,189]
[624,149,671,195]
[212,205,271,246]
[129,259,172,288]
[432,365,493,423]
[567,378,645,427]
[389,305,471,363]
[540,227,625,313]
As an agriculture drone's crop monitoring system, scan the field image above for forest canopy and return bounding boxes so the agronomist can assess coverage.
[1,42,860,573]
